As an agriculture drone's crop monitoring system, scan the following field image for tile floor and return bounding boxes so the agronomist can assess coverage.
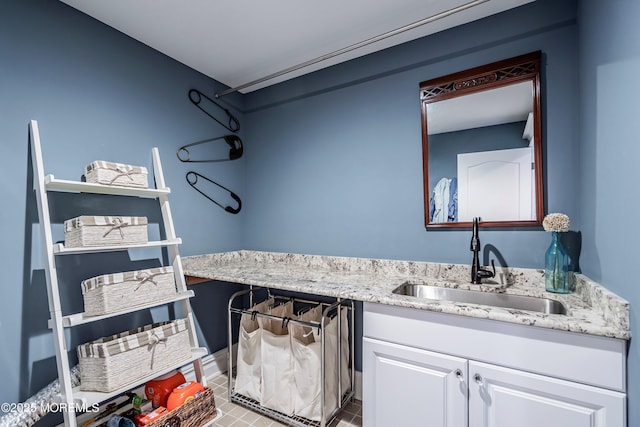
[209,374,362,427]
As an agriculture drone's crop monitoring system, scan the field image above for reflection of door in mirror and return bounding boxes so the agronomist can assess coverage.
[420,51,543,229]
[457,147,533,222]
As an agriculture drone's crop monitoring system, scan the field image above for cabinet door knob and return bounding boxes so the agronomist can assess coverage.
[454,369,464,382]
[473,373,483,384]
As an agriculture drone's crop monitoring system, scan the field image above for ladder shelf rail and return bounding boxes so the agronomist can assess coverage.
[29,120,207,427]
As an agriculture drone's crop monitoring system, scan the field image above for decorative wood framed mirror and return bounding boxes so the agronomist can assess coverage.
[420,51,543,229]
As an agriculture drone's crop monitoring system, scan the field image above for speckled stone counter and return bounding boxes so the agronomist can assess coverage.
[182,250,630,340]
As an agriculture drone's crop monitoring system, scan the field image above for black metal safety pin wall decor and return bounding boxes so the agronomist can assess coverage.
[189,89,240,133]
[177,135,243,163]
[186,171,241,214]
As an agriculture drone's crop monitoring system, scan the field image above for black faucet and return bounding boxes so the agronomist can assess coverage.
[470,217,496,284]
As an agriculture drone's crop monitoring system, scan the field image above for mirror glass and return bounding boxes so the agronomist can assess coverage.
[420,51,543,228]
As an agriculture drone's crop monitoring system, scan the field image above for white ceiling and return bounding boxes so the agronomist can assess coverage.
[60,0,534,94]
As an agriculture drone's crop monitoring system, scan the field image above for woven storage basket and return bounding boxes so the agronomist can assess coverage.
[147,387,218,427]
[85,160,148,188]
[64,215,148,248]
[81,267,177,317]
[78,319,191,392]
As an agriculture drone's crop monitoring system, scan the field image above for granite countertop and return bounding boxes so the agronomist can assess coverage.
[182,250,630,340]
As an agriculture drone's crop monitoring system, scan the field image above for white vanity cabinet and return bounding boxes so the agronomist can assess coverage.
[363,302,627,427]
[468,360,625,427]
[363,337,468,427]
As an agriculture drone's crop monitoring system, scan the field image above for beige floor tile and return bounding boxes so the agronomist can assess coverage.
[239,409,264,424]
[208,373,361,426]
[251,415,276,426]
[218,390,229,400]
[213,375,228,386]
[218,401,238,414]
[267,420,288,427]
[226,403,251,418]
[350,415,362,426]
[342,403,359,416]
[334,413,355,425]
[215,414,239,427]
[230,418,252,427]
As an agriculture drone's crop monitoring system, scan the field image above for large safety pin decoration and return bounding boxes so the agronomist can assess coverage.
[189,89,240,133]
[177,134,243,163]
[186,171,242,214]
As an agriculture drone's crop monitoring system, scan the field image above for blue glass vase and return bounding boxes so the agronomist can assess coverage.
[545,231,570,293]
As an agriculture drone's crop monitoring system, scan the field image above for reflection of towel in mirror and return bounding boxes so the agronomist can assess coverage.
[430,177,458,222]
[430,178,450,222]
[448,177,457,222]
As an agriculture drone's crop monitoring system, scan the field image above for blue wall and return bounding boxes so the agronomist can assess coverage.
[243,0,579,267]
[578,0,640,424]
[0,0,245,416]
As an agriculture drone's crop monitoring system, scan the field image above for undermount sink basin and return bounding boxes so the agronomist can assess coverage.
[392,283,567,315]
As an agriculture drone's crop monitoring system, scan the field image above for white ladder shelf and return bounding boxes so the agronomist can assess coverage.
[29,120,207,427]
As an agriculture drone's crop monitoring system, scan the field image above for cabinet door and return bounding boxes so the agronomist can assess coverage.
[363,337,468,427]
[468,361,626,427]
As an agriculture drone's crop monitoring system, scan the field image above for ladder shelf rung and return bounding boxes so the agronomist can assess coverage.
[48,291,196,328]
[44,175,170,198]
[52,239,182,255]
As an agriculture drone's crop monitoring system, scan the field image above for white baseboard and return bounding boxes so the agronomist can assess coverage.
[181,345,363,401]
[181,345,234,381]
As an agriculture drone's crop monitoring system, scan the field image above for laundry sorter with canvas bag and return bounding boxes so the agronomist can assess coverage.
[227,287,354,427]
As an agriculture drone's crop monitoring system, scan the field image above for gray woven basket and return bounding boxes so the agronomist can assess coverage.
[78,319,191,392]
[64,215,148,248]
[85,160,148,188]
[81,267,177,317]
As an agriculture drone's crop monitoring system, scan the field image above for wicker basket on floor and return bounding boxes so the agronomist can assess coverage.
[81,267,177,317]
[78,319,191,392]
[85,160,149,188]
[146,387,218,427]
[64,215,148,248]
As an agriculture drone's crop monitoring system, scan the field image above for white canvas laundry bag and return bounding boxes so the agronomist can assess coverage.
[320,311,341,418]
[316,306,351,418]
[258,301,294,415]
[289,304,339,421]
[338,306,351,396]
[234,298,274,401]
